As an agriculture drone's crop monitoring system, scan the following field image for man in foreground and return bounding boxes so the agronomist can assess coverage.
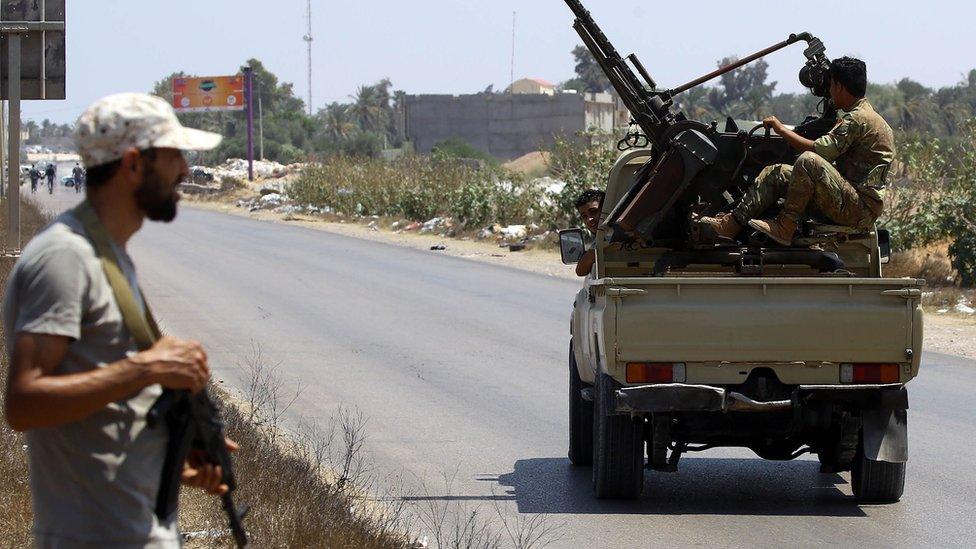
[699,57,894,245]
[3,93,231,547]
[575,189,605,276]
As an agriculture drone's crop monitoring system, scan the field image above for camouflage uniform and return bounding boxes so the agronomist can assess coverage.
[732,98,895,229]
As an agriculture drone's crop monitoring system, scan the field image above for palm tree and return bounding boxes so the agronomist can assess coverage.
[320,102,356,142]
[348,85,388,134]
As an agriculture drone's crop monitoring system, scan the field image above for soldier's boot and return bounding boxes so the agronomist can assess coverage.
[696,213,742,243]
[748,215,798,246]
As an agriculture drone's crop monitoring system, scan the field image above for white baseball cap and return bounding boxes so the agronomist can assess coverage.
[74,92,222,168]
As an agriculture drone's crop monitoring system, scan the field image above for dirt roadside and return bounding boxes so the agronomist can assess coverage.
[185,199,976,361]
[187,199,580,280]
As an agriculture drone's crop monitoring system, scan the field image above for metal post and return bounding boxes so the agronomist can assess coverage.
[40,0,47,99]
[6,33,22,253]
[258,95,264,161]
[1,100,6,199]
[244,66,254,181]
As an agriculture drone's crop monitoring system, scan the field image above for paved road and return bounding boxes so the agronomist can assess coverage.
[29,192,976,547]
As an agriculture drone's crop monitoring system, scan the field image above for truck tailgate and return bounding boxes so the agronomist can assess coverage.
[605,277,923,365]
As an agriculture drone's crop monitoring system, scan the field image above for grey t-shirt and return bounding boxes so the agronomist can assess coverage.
[2,210,178,548]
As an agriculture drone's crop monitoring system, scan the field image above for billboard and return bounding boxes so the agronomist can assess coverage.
[172,75,245,112]
[0,0,66,100]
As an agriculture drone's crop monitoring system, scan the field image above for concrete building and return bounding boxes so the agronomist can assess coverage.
[511,77,556,96]
[403,91,623,160]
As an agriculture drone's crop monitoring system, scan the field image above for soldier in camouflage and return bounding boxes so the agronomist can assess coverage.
[699,56,895,245]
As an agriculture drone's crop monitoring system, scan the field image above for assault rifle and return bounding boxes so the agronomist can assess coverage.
[150,390,249,548]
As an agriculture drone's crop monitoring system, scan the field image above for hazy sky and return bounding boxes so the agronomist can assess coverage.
[18,0,976,124]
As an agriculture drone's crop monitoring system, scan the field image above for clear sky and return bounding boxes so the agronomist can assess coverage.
[19,0,976,124]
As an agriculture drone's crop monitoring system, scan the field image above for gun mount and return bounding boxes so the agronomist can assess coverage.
[563,0,836,246]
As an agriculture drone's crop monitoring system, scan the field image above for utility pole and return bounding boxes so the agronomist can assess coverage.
[303,0,313,116]
[244,66,254,181]
[258,96,264,160]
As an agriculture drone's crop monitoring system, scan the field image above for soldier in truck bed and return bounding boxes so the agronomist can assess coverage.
[698,56,894,246]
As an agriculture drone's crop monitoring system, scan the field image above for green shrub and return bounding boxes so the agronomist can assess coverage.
[288,155,545,228]
[287,132,621,232]
[878,119,976,285]
[431,138,497,166]
[542,132,618,229]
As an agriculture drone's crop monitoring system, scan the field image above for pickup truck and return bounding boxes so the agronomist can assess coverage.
[560,149,922,503]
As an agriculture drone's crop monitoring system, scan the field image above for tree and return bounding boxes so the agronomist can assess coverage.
[707,57,777,119]
[560,46,611,93]
[318,103,356,142]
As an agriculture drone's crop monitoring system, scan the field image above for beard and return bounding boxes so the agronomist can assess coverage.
[135,166,181,222]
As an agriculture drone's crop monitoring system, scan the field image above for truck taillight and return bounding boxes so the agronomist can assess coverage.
[626,363,686,384]
[840,363,900,384]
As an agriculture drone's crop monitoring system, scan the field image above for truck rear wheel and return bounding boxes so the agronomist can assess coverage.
[851,431,906,503]
[568,344,593,466]
[592,374,644,499]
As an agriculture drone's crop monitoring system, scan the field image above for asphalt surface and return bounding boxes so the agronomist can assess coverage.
[27,187,976,548]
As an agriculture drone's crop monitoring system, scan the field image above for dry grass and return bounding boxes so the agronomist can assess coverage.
[178,345,561,548]
[178,344,408,548]
[886,240,957,285]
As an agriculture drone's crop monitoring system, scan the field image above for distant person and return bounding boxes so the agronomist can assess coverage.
[2,93,234,548]
[575,189,605,277]
[72,162,85,193]
[45,163,55,194]
[29,164,39,193]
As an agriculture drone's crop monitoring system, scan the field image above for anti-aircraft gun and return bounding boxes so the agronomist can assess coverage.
[564,0,835,248]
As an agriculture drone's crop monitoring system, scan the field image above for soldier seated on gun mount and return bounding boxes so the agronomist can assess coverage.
[3,93,236,548]
[575,189,605,277]
[698,56,894,246]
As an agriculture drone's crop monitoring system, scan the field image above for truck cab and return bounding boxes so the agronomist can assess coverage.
[562,148,922,502]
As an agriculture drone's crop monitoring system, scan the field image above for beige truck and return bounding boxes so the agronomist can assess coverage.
[560,149,922,502]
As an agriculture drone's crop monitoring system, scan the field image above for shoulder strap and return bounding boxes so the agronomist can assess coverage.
[74,200,162,351]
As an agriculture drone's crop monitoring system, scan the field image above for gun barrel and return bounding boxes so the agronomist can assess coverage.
[669,34,805,97]
[628,54,657,90]
[223,493,250,548]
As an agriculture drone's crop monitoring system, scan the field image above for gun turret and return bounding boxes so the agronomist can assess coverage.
[562,0,837,245]
[564,0,676,145]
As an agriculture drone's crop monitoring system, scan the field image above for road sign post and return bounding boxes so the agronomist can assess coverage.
[244,67,254,181]
[4,31,20,253]
[2,1,66,256]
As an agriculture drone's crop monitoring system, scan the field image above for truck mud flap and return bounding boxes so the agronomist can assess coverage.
[862,409,908,463]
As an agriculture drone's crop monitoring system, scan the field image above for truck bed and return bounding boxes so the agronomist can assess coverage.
[594,277,924,384]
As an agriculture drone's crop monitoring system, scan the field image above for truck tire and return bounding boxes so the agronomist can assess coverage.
[851,431,906,503]
[592,374,644,499]
[568,344,593,466]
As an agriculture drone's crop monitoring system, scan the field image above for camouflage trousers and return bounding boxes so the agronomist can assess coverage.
[732,152,884,229]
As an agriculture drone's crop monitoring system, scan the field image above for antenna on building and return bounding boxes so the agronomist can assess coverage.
[303,0,314,116]
[510,11,516,94]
